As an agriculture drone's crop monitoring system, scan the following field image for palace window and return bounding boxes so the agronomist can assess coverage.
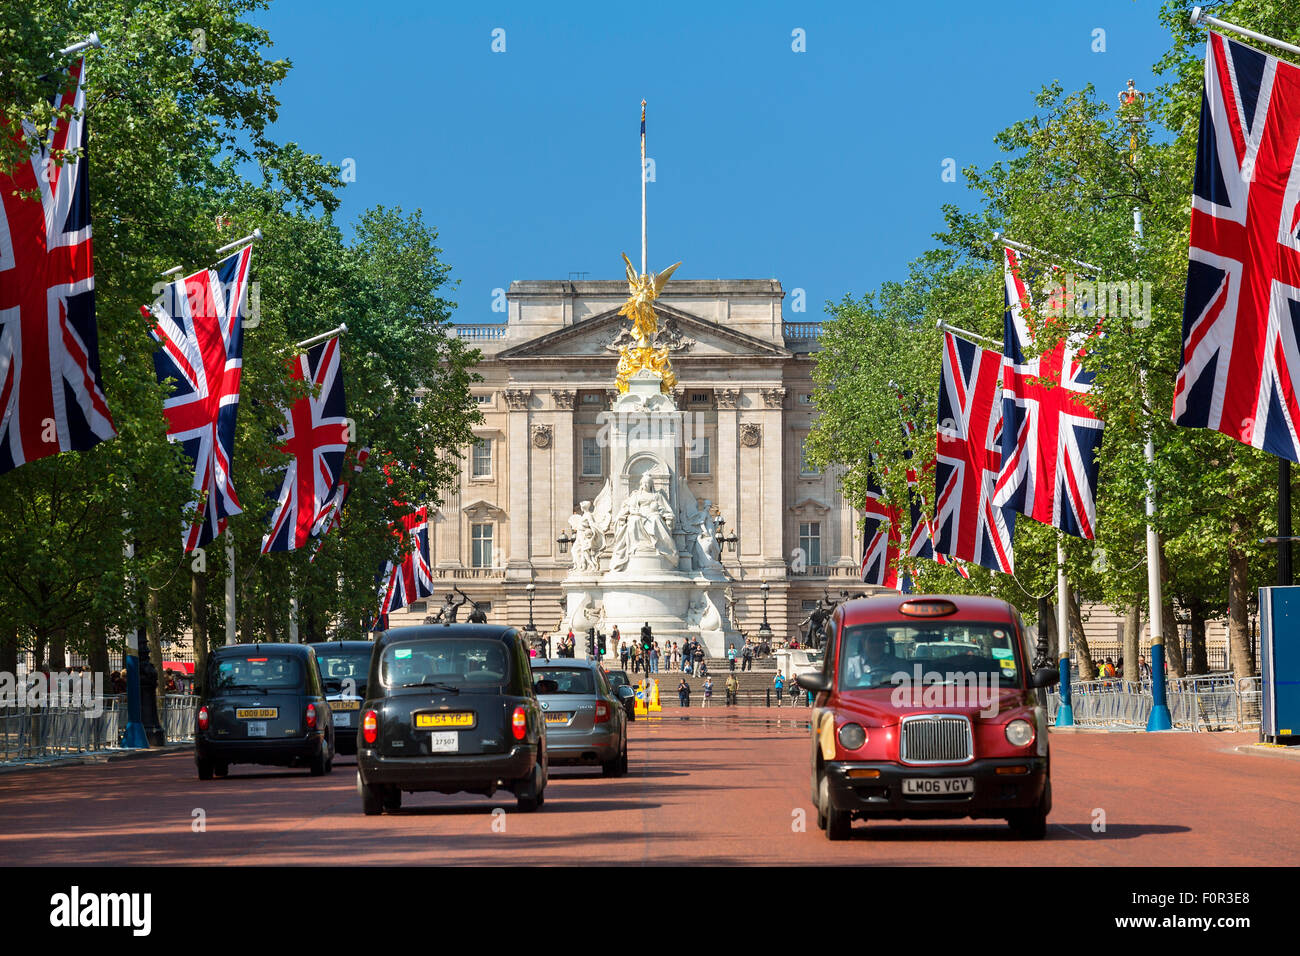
[472,438,492,478]
[471,523,494,568]
[581,392,603,404]
[688,436,711,476]
[799,522,822,566]
[798,393,814,405]
[581,437,603,477]
[474,393,492,405]
[799,436,821,476]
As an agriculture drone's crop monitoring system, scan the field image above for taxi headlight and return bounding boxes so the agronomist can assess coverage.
[1005,719,1035,747]
[837,722,867,750]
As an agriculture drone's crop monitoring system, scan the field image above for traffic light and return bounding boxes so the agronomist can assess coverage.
[588,628,597,658]
[598,632,607,656]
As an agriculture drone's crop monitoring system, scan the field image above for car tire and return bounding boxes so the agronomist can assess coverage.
[382,787,401,811]
[196,758,213,781]
[826,805,852,841]
[619,740,629,776]
[358,772,383,815]
[309,748,327,777]
[1008,782,1050,840]
[602,738,626,777]
[816,773,829,831]
[213,763,229,779]
[325,754,334,775]
[515,765,543,812]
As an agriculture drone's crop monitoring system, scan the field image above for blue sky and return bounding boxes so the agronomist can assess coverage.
[252,0,1177,323]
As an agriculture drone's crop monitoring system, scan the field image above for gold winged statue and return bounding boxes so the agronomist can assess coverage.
[615,253,681,394]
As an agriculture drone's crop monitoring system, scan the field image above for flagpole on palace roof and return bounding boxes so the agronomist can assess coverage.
[641,99,647,277]
[1190,7,1300,58]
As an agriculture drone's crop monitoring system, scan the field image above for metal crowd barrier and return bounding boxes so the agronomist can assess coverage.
[0,694,198,765]
[1046,672,1262,732]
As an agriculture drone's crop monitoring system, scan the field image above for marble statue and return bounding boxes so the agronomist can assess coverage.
[683,499,722,571]
[609,473,676,572]
[686,592,723,632]
[568,500,604,573]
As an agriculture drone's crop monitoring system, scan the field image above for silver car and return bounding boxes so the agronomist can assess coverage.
[531,659,628,776]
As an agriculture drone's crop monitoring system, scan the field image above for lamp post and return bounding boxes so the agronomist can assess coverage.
[526,583,536,631]
[556,530,574,555]
[714,516,738,554]
[758,581,772,641]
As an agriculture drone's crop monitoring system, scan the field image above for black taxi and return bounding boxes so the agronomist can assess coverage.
[355,624,548,814]
[312,639,375,755]
[195,643,336,779]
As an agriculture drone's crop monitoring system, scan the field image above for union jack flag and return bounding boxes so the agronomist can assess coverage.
[0,58,115,475]
[146,246,252,552]
[860,461,900,588]
[934,331,1014,572]
[899,415,970,578]
[374,507,433,629]
[261,335,349,553]
[992,247,1104,539]
[1172,32,1300,461]
[309,445,370,561]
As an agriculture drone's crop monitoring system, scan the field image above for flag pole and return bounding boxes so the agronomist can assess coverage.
[936,319,1000,349]
[57,33,102,57]
[1055,537,1073,726]
[640,99,647,277]
[1190,7,1300,58]
[225,528,236,645]
[992,232,1103,275]
[295,323,348,351]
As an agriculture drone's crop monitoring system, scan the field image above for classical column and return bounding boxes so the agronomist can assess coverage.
[715,387,740,564]
[759,387,786,565]
[504,388,532,582]
[550,389,577,566]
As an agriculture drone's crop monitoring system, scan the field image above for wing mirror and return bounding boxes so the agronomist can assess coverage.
[1030,666,1060,689]
[798,671,830,694]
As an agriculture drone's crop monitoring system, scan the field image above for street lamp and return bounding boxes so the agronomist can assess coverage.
[556,530,574,555]
[714,516,739,554]
[758,581,772,641]
[525,583,536,631]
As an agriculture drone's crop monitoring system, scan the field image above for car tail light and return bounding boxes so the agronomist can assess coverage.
[197,706,209,732]
[362,710,378,745]
[306,703,317,730]
[512,706,527,740]
[595,700,610,723]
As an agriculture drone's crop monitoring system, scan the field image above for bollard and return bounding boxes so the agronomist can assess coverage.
[1146,642,1173,731]
[766,688,771,707]
[1055,657,1074,727]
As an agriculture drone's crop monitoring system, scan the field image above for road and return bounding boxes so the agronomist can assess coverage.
[1,708,1297,866]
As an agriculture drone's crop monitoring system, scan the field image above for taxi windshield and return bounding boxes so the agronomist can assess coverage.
[209,655,302,694]
[838,622,1022,690]
[380,639,511,692]
[315,650,371,695]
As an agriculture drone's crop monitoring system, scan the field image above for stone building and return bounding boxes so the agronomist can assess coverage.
[390,277,864,643]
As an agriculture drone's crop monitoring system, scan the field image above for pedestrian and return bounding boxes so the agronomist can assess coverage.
[1139,656,1151,680]
[727,642,737,672]
[620,641,629,671]
[725,673,738,706]
[693,644,704,670]
[702,675,713,707]
[788,674,802,707]
[774,671,785,707]
[671,641,679,671]
[651,642,659,674]
[678,677,691,708]
[742,640,753,672]
[611,625,621,654]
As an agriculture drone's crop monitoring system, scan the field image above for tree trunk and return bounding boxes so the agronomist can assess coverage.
[146,589,167,711]
[87,619,109,679]
[1122,605,1141,681]
[1188,598,1209,675]
[0,624,16,678]
[192,572,208,685]
[1068,593,1097,680]
[33,628,47,674]
[1157,541,1185,677]
[49,630,66,671]
[1226,544,1253,679]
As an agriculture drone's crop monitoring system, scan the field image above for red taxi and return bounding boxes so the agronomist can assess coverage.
[800,595,1058,840]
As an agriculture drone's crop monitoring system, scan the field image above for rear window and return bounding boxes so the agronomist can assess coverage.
[838,622,1023,690]
[315,649,371,694]
[380,639,514,692]
[533,668,595,695]
[209,655,303,694]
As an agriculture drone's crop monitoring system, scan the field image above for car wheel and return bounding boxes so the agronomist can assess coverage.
[826,805,852,841]
[196,758,213,781]
[213,763,229,779]
[382,787,401,811]
[309,748,327,777]
[619,740,629,776]
[358,771,383,815]
[601,750,622,777]
[515,765,543,812]
[816,773,829,831]
[325,754,334,774]
[1008,782,1050,840]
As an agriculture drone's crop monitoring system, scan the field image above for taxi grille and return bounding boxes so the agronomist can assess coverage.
[900,716,972,764]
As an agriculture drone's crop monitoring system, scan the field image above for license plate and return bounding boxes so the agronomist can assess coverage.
[247,721,268,738]
[237,708,278,719]
[331,700,360,711]
[429,731,458,752]
[415,712,474,729]
[902,777,974,795]
[334,712,352,728]
[544,712,572,725]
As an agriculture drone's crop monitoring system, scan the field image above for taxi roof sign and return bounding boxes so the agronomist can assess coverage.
[898,599,957,618]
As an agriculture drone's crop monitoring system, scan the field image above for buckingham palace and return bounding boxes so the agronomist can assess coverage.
[388,276,866,644]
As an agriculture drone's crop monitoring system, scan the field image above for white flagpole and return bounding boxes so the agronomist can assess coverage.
[1190,7,1300,58]
[295,323,348,351]
[225,528,236,645]
[641,99,647,277]
[57,33,101,57]
[1056,537,1073,726]
[936,319,1001,350]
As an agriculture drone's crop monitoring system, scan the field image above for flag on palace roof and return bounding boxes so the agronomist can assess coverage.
[1172,31,1300,462]
[0,57,116,475]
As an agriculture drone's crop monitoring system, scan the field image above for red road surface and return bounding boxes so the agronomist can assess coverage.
[1,709,1297,866]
